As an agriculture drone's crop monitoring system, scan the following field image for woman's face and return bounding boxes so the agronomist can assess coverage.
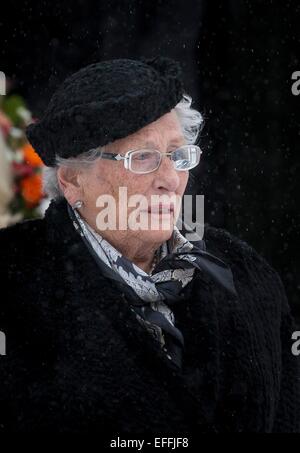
[78,109,189,248]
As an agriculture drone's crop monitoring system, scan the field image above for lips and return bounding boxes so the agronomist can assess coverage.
[146,203,175,214]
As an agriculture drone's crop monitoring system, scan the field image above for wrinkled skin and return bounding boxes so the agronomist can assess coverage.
[57,110,189,273]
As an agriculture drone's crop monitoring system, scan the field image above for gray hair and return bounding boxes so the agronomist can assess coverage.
[43,93,204,200]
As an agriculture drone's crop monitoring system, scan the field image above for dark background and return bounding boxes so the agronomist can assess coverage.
[1,0,299,318]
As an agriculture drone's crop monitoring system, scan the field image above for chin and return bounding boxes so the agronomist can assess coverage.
[131,212,176,243]
[140,227,173,243]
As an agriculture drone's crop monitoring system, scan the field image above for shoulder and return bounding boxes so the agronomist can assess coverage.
[0,217,45,239]
[204,223,278,277]
[204,223,267,262]
[203,223,289,313]
[0,217,46,267]
[0,216,46,243]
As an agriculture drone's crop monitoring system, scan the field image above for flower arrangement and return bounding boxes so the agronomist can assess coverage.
[0,93,48,223]
[12,142,44,213]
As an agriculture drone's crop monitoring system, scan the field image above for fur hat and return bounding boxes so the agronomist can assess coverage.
[26,56,185,167]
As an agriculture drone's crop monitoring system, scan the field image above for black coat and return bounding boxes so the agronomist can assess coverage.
[0,197,299,433]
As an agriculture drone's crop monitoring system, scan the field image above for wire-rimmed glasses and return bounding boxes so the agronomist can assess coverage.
[93,144,202,174]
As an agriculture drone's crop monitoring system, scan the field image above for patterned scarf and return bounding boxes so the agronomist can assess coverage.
[67,204,237,369]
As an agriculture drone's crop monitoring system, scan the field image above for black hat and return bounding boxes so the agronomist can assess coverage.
[26,56,185,167]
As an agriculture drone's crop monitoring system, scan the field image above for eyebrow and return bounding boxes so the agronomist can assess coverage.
[144,139,184,148]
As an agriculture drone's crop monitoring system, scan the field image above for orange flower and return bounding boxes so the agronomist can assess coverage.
[22,143,44,167]
[20,173,43,208]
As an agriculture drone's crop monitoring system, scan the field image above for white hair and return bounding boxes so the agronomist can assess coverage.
[43,93,204,200]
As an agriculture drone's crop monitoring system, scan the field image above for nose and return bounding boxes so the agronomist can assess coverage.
[152,152,181,192]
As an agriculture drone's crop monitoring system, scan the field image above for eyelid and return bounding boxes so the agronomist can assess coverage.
[169,144,184,152]
[130,144,184,153]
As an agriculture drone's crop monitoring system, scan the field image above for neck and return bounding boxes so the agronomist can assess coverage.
[103,233,160,273]
[133,253,157,274]
[74,207,161,273]
[117,242,158,273]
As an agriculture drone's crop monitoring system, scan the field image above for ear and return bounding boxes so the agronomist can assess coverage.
[57,166,83,206]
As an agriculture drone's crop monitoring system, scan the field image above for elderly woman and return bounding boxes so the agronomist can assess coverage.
[0,57,299,434]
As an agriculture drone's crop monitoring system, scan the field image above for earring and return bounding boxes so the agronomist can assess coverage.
[73,200,83,209]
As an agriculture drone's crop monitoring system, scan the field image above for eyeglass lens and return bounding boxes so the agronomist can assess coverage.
[129,146,200,173]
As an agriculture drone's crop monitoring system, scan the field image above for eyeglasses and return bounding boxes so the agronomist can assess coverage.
[93,144,202,174]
